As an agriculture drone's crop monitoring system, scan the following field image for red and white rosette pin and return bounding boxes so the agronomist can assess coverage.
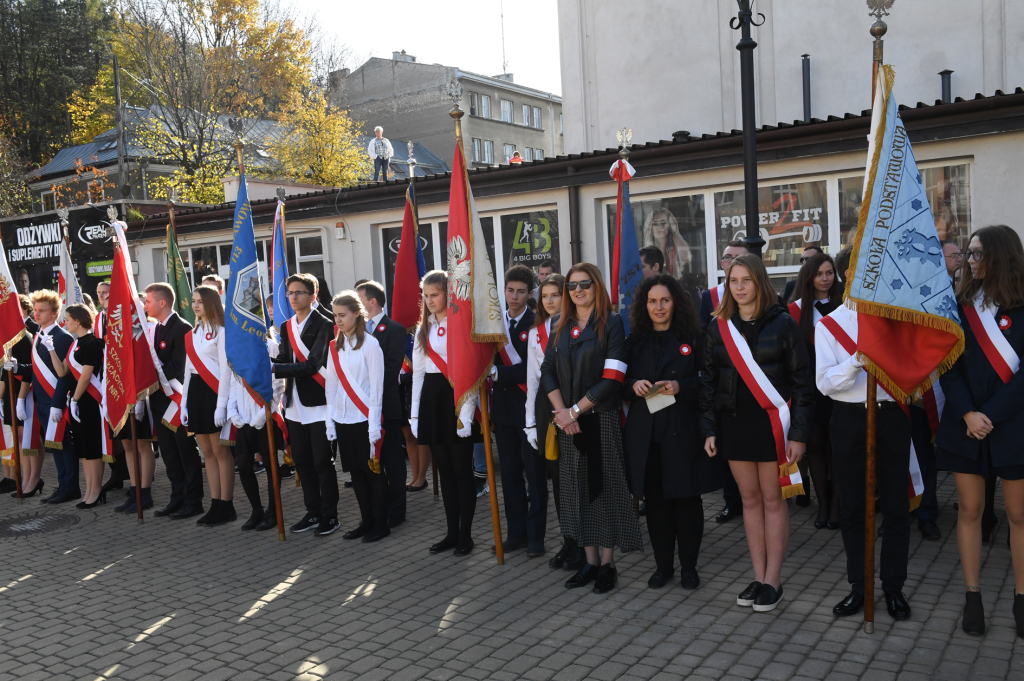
[999,315,1012,331]
[571,327,581,339]
[680,344,692,355]
[519,331,528,341]
[378,324,387,332]
[437,327,446,337]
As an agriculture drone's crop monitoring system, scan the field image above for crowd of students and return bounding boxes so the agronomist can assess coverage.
[2,227,1023,639]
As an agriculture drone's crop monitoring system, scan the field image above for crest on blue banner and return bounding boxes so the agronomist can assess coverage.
[225,175,274,404]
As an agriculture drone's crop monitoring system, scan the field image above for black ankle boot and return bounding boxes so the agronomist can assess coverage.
[255,508,278,531]
[140,488,153,510]
[962,591,985,635]
[197,499,220,526]
[207,499,236,526]
[114,487,136,513]
[241,508,264,530]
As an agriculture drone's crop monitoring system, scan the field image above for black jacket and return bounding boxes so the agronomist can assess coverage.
[275,311,332,408]
[622,330,725,499]
[540,311,627,415]
[937,302,1024,467]
[699,304,814,443]
[150,313,192,415]
[492,308,535,428]
[14,323,75,412]
[370,314,406,422]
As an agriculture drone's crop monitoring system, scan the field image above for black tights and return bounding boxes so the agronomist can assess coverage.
[432,441,476,548]
[807,424,840,524]
[644,444,704,573]
[338,422,389,533]
[236,424,275,514]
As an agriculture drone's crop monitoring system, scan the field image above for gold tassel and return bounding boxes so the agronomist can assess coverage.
[909,494,922,512]
[368,458,381,474]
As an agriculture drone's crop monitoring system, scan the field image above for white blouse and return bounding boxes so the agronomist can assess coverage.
[524,318,552,429]
[182,322,231,410]
[411,314,478,426]
[228,336,286,423]
[326,332,384,428]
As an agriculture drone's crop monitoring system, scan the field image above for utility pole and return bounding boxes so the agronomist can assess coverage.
[112,53,128,205]
[731,0,767,258]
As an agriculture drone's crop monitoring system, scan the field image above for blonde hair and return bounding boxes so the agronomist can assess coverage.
[416,270,448,349]
[713,254,778,321]
[331,290,367,350]
[30,289,60,314]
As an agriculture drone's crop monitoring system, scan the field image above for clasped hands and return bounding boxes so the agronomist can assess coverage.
[552,407,580,435]
[632,379,679,398]
[964,411,993,439]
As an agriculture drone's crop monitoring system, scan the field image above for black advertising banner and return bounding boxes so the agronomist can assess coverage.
[380,223,434,309]
[499,210,559,275]
[1,207,115,298]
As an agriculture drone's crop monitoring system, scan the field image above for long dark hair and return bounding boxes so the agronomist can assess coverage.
[554,263,611,342]
[533,274,565,328]
[956,225,1024,310]
[793,252,841,343]
[629,274,700,341]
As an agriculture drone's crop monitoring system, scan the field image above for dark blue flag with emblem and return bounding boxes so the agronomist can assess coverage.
[224,175,274,404]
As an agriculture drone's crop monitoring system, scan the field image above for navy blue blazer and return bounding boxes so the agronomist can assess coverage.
[16,325,75,412]
[937,302,1024,467]
[698,289,714,334]
[491,308,535,428]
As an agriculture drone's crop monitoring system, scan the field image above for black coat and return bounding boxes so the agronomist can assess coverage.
[274,311,332,408]
[492,308,535,428]
[370,314,406,422]
[937,302,1024,467]
[622,330,726,499]
[150,313,192,416]
[540,312,627,414]
[699,304,814,443]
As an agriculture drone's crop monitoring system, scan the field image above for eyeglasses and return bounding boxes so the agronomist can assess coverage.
[966,250,984,262]
[799,257,810,264]
[721,255,737,263]
[286,290,311,297]
[565,280,593,291]
[945,252,963,260]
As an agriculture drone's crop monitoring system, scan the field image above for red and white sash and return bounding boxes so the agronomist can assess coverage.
[330,341,383,462]
[537,319,550,351]
[32,334,59,398]
[93,310,105,339]
[66,338,114,461]
[709,283,725,309]
[286,316,328,388]
[184,330,236,444]
[718,317,804,498]
[426,333,449,380]
[498,315,528,393]
[20,391,40,456]
[788,299,827,344]
[962,292,1019,384]
[161,378,184,431]
[819,313,927,505]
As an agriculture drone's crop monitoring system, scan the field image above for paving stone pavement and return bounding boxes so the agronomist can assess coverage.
[0,454,1021,681]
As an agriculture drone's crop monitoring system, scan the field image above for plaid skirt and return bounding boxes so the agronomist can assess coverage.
[557,411,643,552]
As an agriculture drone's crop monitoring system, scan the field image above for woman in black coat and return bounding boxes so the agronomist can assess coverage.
[623,275,725,590]
[936,224,1024,638]
[700,254,814,612]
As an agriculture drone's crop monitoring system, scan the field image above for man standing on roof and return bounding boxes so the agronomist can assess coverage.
[368,127,394,182]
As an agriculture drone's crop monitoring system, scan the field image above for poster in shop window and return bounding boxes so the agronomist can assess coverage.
[499,210,559,275]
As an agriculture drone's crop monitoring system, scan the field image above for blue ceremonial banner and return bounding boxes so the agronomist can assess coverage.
[844,65,963,400]
[610,159,643,336]
[225,175,274,404]
[270,201,293,327]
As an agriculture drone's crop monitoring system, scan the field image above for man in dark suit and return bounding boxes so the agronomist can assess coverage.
[145,282,204,519]
[0,296,39,493]
[491,265,545,555]
[274,273,338,537]
[357,280,408,527]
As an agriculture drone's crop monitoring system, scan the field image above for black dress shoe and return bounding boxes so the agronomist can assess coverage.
[593,564,617,594]
[343,525,370,540]
[40,487,62,504]
[154,503,182,517]
[255,512,278,531]
[680,569,700,590]
[429,536,458,554]
[407,481,428,492]
[563,545,586,571]
[648,568,673,589]
[833,591,865,617]
[549,542,572,569]
[241,509,264,531]
[47,489,81,504]
[565,562,600,589]
[813,517,828,530]
[962,591,985,635]
[453,541,474,556]
[170,505,204,520]
[919,520,941,540]
[13,479,43,499]
[362,527,391,543]
[344,480,354,488]
[826,521,841,530]
[737,581,762,607]
[794,493,811,507]
[715,506,742,523]
[0,478,15,494]
[495,537,526,553]
[387,517,405,529]
[884,590,911,619]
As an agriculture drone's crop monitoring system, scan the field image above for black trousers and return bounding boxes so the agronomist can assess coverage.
[155,421,203,509]
[910,405,939,522]
[236,424,277,513]
[433,440,476,546]
[338,422,389,533]
[831,402,911,594]
[287,419,338,520]
[496,425,548,549]
[644,443,704,573]
[381,419,406,524]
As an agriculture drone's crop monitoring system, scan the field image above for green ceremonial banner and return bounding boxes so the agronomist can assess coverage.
[167,223,196,325]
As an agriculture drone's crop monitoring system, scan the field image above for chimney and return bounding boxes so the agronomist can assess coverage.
[801,54,811,122]
[392,50,416,63]
[939,69,953,103]
[491,73,514,83]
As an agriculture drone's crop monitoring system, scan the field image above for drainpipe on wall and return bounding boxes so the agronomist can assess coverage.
[568,181,581,265]
[939,69,953,103]
[802,54,812,123]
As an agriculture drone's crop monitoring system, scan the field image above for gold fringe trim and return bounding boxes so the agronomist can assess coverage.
[45,440,63,450]
[136,381,159,401]
[2,328,28,366]
[909,494,922,512]
[219,438,235,447]
[20,449,38,457]
[454,357,495,415]
[161,418,178,433]
[102,454,114,463]
[109,406,131,440]
[782,482,805,500]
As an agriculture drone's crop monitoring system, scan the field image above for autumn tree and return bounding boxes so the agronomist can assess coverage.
[0,128,32,217]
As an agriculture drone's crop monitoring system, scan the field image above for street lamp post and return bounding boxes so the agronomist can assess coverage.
[731,0,766,258]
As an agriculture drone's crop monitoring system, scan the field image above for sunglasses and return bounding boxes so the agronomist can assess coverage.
[966,250,983,262]
[565,280,593,292]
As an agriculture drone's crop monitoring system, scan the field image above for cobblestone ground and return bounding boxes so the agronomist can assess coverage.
[0,454,1020,681]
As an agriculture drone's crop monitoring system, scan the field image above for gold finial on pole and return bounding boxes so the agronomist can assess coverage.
[446,79,464,141]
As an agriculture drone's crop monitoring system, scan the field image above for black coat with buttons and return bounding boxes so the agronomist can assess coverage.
[622,330,726,499]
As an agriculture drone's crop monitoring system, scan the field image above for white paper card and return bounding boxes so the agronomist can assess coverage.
[645,391,675,414]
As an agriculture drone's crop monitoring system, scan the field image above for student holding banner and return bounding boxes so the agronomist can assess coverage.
[326,291,389,543]
[700,254,813,612]
[936,225,1024,638]
[273,273,337,537]
[181,285,236,527]
[411,270,479,556]
[1,295,38,495]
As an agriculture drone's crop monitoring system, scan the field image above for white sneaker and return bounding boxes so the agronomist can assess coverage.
[476,482,489,498]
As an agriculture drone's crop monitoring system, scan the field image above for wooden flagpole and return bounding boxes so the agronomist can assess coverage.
[479,385,504,565]
[7,370,22,502]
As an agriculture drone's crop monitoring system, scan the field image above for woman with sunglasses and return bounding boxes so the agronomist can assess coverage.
[624,275,725,590]
[540,264,641,594]
[701,254,813,612]
[936,225,1024,637]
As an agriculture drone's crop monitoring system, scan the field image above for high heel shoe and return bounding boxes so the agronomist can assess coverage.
[76,491,106,509]
[11,479,43,499]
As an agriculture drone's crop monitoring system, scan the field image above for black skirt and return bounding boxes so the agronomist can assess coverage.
[417,373,460,446]
[186,377,220,435]
[70,394,104,460]
[718,380,778,463]
[937,444,1024,481]
[111,399,155,441]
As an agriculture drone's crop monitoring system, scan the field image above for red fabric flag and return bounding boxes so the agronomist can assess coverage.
[391,185,425,332]
[105,234,137,435]
[0,240,27,360]
[446,136,506,411]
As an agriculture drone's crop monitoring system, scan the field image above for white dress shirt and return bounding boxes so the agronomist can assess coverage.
[367,311,386,333]
[228,337,285,425]
[367,137,394,160]
[326,332,384,436]
[284,311,327,424]
[411,314,478,426]
[182,323,232,410]
[524,318,551,429]
[815,305,893,403]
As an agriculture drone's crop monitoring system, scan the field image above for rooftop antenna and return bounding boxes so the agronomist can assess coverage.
[500,0,508,74]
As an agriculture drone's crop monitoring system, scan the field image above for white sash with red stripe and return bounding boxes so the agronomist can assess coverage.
[32,334,59,398]
[21,391,40,456]
[962,291,1019,384]
[426,334,449,379]
[184,330,236,445]
[161,378,184,431]
[718,318,804,497]
[93,310,105,339]
[286,316,328,387]
[330,341,383,462]
[709,283,724,309]
[66,338,114,461]
[498,315,528,393]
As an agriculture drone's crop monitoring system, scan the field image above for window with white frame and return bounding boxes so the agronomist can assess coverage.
[523,148,533,162]
[503,144,515,164]
[605,193,708,286]
[483,140,494,164]
[469,92,478,116]
[176,233,327,293]
[501,99,513,123]
[40,191,56,212]
[534,148,544,160]
[522,104,530,126]
[481,95,491,119]
[533,107,542,129]
[472,138,481,163]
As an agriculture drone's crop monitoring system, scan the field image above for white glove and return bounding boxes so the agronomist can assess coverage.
[410,417,418,439]
[180,405,188,426]
[525,426,538,450]
[250,409,267,430]
[852,354,864,369]
[69,400,80,422]
[49,406,62,423]
[135,401,145,420]
[40,335,54,351]
[214,407,227,428]
[456,420,472,439]
[325,420,337,442]
[369,428,381,447]
[3,358,16,371]
[16,398,26,422]
[229,406,245,428]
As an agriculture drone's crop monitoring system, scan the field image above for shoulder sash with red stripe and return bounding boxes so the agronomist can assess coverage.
[537,319,550,351]
[66,338,103,404]
[426,330,449,380]
[330,340,383,461]
[961,292,1019,384]
[498,315,528,393]
[185,329,222,392]
[286,316,327,388]
[709,283,724,309]
[32,334,59,398]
